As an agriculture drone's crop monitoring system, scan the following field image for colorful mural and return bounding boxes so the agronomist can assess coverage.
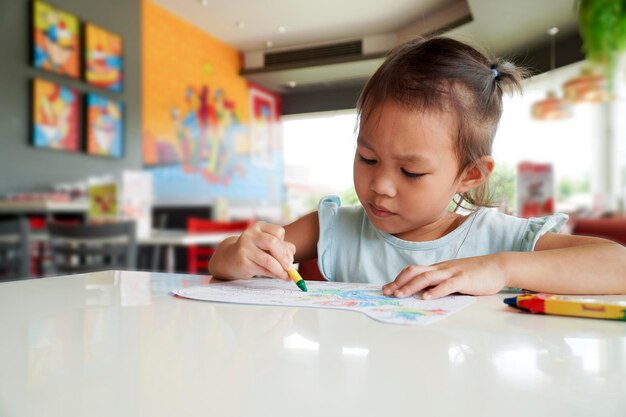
[32,0,80,78]
[86,93,124,158]
[31,78,80,152]
[142,0,283,204]
[84,23,123,92]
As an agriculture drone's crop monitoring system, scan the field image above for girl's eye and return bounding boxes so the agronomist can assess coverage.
[358,154,376,165]
[401,169,425,179]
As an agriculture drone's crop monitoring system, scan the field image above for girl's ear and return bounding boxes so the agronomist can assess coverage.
[456,156,495,193]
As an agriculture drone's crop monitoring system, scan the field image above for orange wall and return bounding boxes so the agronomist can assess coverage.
[142,0,250,164]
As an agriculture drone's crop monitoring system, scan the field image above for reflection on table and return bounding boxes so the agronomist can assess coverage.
[0,270,625,417]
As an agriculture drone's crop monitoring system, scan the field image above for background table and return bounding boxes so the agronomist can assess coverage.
[8,229,236,274]
[139,229,236,272]
[0,200,88,215]
[0,271,624,417]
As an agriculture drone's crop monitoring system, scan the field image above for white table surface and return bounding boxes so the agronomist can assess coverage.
[0,270,624,417]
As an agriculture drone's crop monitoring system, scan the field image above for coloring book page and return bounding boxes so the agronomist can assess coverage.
[173,279,476,325]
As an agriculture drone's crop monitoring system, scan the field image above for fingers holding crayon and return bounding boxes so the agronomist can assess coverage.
[235,221,296,280]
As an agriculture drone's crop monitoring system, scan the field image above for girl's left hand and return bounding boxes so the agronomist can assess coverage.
[382,254,509,299]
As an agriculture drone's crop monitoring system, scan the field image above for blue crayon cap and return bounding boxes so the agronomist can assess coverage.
[503,296,519,308]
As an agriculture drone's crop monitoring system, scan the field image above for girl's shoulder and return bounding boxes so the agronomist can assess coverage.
[469,207,569,251]
[318,195,366,230]
[474,207,568,229]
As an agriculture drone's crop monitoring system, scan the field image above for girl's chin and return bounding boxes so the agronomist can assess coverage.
[366,214,400,234]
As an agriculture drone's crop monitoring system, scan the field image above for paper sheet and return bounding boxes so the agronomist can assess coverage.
[173,279,475,325]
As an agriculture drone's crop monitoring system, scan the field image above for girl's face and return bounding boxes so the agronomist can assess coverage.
[353,100,465,241]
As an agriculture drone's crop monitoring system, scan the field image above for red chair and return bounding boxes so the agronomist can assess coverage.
[572,216,626,246]
[186,218,252,274]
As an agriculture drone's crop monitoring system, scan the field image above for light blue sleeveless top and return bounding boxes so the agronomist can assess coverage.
[316,196,568,284]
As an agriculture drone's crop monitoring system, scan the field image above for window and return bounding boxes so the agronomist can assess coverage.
[282,111,357,218]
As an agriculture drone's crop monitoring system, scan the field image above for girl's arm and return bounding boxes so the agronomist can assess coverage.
[208,211,319,280]
[383,233,626,299]
[502,233,626,294]
[284,211,320,263]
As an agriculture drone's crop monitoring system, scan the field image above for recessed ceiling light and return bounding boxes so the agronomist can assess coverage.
[236,21,245,29]
[265,40,273,49]
[278,26,286,34]
[287,81,297,88]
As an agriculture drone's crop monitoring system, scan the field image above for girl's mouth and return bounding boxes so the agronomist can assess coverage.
[369,203,395,218]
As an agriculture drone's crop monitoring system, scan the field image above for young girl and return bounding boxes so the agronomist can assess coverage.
[209,36,626,299]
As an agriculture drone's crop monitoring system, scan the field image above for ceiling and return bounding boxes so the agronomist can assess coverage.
[151,0,581,93]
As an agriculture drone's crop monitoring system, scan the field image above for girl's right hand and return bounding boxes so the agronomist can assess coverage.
[210,221,296,281]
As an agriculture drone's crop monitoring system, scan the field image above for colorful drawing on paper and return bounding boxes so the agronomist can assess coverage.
[32,0,80,78]
[84,23,123,92]
[173,280,476,325]
[31,78,80,152]
[85,93,123,158]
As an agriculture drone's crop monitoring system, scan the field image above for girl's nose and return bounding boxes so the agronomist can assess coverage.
[370,171,396,197]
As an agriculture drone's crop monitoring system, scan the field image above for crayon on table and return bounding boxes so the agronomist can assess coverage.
[287,268,308,292]
[503,294,534,309]
[504,294,626,321]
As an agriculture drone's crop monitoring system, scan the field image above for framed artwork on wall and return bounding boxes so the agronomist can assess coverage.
[31,0,81,79]
[31,78,80,152]
[84,23,123,92]
[249,84,281,167]
[85,93,124,158]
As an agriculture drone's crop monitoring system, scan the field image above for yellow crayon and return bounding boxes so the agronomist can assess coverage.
[540,295,626,320]
[287,268,308,292]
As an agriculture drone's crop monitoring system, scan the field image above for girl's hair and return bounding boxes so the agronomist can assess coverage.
[356,36,526,209]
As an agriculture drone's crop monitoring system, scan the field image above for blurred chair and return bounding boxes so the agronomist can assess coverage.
[47,221,137,274]
[187,218,252,274]
[0,218,30,280]
[572,216,626,246]
[297,258,326,281]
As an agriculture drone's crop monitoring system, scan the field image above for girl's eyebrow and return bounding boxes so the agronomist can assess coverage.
[356,136,373,149]
[394,153,431,164]
[357,136,431,164]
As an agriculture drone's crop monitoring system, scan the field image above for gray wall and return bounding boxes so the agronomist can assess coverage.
[0,0,141,194]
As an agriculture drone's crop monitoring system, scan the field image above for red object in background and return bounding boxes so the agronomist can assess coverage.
[186,218,253,275]
[28,217,47,230]
[517,162,555,218]
[572,216,626,246]
[28,216,81,276]
[297,258,325,281]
